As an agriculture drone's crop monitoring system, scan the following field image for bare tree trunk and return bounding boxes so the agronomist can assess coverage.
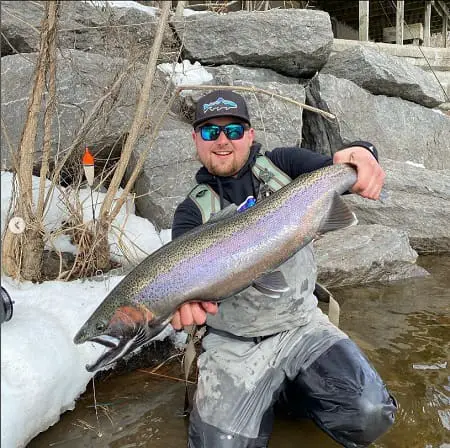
[19,224,45,282]
[37,1,59,219]
[2,1,60,282]
[91,1,171,270]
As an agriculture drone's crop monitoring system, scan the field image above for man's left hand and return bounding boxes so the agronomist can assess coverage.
[333,147,385,200]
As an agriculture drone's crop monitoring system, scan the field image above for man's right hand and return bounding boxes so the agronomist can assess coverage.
[171,302,218,330]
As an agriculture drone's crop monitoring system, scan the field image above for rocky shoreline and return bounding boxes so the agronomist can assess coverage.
[2,1,449,288]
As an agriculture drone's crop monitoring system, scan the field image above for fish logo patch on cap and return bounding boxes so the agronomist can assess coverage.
[193,90,250,128]
[203,97,238,113]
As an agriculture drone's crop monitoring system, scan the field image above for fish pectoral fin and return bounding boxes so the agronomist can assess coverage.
[208,204,238,223]
[317,192,358,234]
[253,271,291,298]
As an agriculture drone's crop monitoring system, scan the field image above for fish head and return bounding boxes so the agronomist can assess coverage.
[74,303,169,372]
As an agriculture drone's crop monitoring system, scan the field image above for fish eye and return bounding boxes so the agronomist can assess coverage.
[96,321,106,331]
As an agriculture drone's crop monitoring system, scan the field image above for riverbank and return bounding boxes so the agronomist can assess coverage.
[26,255,450,448]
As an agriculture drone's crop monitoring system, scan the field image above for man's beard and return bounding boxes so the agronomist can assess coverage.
[208,159,240,177]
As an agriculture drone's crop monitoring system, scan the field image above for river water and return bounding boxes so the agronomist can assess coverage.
[29,255,450,448]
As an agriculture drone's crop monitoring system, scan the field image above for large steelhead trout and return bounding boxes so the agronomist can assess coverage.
[74,163,358,371]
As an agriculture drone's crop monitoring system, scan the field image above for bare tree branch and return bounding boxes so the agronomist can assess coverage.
[43,60,136,211]
[99,1,172,223]
[109,88,179,221]
[177,84,337,120]
[16,2,50,221]
[37,1,59,220]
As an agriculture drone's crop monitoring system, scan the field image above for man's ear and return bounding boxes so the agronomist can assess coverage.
[191,129,197,142]
[248,127,255,144]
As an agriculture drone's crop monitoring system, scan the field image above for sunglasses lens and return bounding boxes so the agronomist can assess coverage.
[199,124,246,141]
[200,125,220,141]
[224,124,245,140]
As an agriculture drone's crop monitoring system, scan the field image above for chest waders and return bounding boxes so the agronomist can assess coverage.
[188,152,293,218]
[182,154,340,413]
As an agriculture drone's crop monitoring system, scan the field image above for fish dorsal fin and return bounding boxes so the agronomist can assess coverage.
[207,204,238,223]
[317,192,358,234]
[253,271,291,298]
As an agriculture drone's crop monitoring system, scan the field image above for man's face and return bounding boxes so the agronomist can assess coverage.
[193,117,255,177]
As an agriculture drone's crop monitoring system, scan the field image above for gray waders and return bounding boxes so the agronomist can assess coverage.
[184,153,397,447]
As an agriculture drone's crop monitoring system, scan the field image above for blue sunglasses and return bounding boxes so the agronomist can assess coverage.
[197,123,249,141]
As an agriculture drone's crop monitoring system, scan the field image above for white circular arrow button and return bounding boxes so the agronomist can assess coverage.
[8,217,25,234]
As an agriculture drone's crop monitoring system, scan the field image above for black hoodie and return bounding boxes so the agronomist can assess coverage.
[172,143,337,239]
[172,141,378,239]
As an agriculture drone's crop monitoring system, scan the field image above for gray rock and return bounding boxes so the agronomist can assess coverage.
[211,65,298,86]
[303,74,450,170]
[321,45,446,108]
[172,9,333,77]
[0,50,166,173]
[129,117,201,230]
[1,1,43,54]
[344,159,450,255]
[1,1,177,61]
[315,224,429,288]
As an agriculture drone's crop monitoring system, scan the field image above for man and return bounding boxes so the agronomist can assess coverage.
[171,90,397,448]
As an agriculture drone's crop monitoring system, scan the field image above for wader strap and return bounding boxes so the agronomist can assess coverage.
[207,327,276,344]
[189,184,220,224]
[314,282,340,327]
[189,154,292,224]
[183,324,206,416]
[252,153,292,196]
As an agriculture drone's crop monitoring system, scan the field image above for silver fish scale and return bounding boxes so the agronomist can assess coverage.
[77,164,357,339]
[113,164,355,303]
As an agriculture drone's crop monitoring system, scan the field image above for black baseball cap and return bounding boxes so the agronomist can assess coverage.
[193,90,251,128]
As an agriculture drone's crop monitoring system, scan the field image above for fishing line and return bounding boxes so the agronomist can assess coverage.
[90,187,96,226]
[91,377,103,437]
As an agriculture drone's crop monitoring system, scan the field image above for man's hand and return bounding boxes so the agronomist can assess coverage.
[333,147,385,200]
[171,302,219,330]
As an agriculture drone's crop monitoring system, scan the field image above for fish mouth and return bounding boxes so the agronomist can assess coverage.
[85,318,172,372]
[90,335,121,348]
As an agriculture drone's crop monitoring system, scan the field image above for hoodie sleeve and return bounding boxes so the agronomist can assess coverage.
[265,147,333,179]
[172,197,203,239]
[266,141,379,179]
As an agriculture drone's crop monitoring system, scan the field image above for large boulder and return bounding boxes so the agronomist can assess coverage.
[344,159,450,254]
[315,224,428,287]
[172,9,333,77]
[211,65,298,86]
[321,45,446,108]
[0,50,166,173]
[129,117,201,230]
[303,74,450,170]
[0,1,177,60]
